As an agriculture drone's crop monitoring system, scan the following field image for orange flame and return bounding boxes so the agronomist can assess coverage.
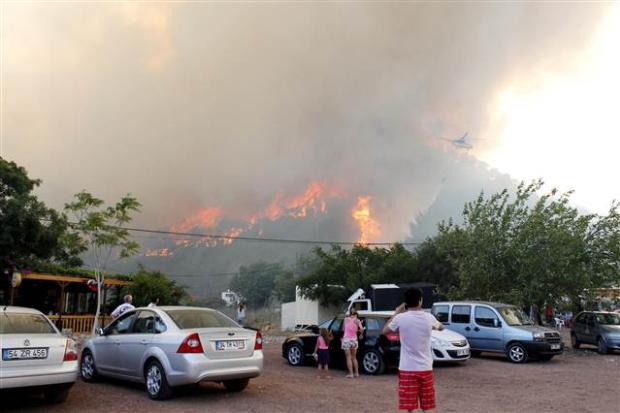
[144,248,173,257]
[250,181,339,223]
[352,196,380,244]
[171,207,222,233]
[169,181,346,248]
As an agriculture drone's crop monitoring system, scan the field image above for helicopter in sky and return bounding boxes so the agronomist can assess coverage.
[440,132,475,149]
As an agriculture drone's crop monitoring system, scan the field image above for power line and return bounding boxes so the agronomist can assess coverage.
[119,225,421,247]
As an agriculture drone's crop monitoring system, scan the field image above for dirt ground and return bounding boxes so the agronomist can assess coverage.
[3,336,619,413]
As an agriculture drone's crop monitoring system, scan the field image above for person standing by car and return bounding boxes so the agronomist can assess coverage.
[236,303,246,326]
[313,328,333,379]
[383,288,444,412]
[342,309,364,378]
[111,295,134,319]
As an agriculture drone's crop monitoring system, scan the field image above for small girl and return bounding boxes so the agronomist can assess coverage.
[314,328,333,379]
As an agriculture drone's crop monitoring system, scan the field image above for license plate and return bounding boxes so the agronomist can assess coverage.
[2,347,48,361]
[550,344,561,350]
[456,349,469,356]
[215,340,244,351]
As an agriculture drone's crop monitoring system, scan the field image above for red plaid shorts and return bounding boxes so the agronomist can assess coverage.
[398,370,436,411]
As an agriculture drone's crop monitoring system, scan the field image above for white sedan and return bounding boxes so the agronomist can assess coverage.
[0,306,78,403]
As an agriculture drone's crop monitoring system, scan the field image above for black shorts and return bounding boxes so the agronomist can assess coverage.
[318,349,329,366]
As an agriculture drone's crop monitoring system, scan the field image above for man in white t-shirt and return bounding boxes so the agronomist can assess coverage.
[383,288,444,412]
[111,295,135,319]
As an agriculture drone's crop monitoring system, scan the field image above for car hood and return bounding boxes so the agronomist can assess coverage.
[433,328,466,341]
[511,325,555,334]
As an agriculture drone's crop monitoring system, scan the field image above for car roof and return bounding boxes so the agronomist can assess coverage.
[146,306,218,311]
[432,301,515,308]
[0,306,44,315]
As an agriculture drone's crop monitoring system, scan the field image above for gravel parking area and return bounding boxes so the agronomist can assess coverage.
[4,338,619,413]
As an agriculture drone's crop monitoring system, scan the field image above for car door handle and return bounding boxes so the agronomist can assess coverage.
[113,340,121,345]
[465,327,471,331]
[474,327,480,332]
[140,339,148,345]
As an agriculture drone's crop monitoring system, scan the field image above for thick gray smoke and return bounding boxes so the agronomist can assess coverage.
[4,2,610,243]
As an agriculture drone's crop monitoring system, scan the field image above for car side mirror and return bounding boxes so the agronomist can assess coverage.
[96,327,105,336]
[494,319,501,328]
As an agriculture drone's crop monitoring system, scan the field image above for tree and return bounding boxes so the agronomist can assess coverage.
[129,266,187,307]
[65,191,140,334]
[0,158,83,274]
[297,244,420,306]
[229,262,288,308]
[434,180,620,310]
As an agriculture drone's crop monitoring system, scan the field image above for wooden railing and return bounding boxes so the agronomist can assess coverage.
[48,315,113,333]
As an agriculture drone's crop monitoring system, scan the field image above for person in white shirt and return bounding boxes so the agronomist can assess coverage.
[383,288,444,413]
[111,295,135,319]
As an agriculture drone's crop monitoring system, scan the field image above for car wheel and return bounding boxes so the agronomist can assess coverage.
[361,349,386,375]
[287,343,304,366]
[223,378,250,392]
[43,386,70,403]
[145,360,173,400]
[597,338,609,355]
[507,343,528,363]
[80,350,98,382]
[570,334,580,350]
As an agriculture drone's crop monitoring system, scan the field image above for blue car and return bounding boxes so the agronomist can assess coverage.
[431,301,563,363]
[570,311,620,354]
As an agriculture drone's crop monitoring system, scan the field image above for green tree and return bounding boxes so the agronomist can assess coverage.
[229,262,287,308]
[65,191,141,334]
[297,244,419,306]
[0,158,83,274]
[129,266,187,307]
[435,180,620,310]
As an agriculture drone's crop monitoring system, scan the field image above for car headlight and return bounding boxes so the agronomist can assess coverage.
[533,332,545,341]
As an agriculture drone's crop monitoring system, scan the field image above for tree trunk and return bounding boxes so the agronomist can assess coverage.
[91,272,104,336]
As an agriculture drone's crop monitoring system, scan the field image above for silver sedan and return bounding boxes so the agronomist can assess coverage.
[80,306,263,400]
[0,306,79,403]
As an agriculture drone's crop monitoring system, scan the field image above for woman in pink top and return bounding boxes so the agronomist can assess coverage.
[341,309,364,378]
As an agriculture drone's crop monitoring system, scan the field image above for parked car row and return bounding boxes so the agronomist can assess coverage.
[282,301,619,374]
[2,303,618,404]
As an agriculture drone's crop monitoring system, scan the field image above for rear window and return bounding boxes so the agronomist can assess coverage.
[0,313,56,334]
[165,309,238,329]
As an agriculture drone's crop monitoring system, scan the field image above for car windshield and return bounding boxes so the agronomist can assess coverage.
[595,313,620,325]
[165,309,238,329]
[0,313,56,334]
[497,306,533,326]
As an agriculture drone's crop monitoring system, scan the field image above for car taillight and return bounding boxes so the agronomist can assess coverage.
[177,332,204,353]
[64,338,78,361]
[254,330,263,351]
[387,332,400,342]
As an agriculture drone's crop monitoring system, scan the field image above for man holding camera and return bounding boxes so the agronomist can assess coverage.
[383,288,444,412]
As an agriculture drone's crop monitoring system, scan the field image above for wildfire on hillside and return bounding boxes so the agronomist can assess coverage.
[144,248,173,257]
[351,196,381,245]
[146,180,382,253]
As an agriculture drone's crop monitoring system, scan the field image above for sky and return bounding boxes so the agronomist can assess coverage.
[1,1,619,243]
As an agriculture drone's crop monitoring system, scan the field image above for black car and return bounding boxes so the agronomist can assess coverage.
[571,311,620,354]
[282,314,400,375]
